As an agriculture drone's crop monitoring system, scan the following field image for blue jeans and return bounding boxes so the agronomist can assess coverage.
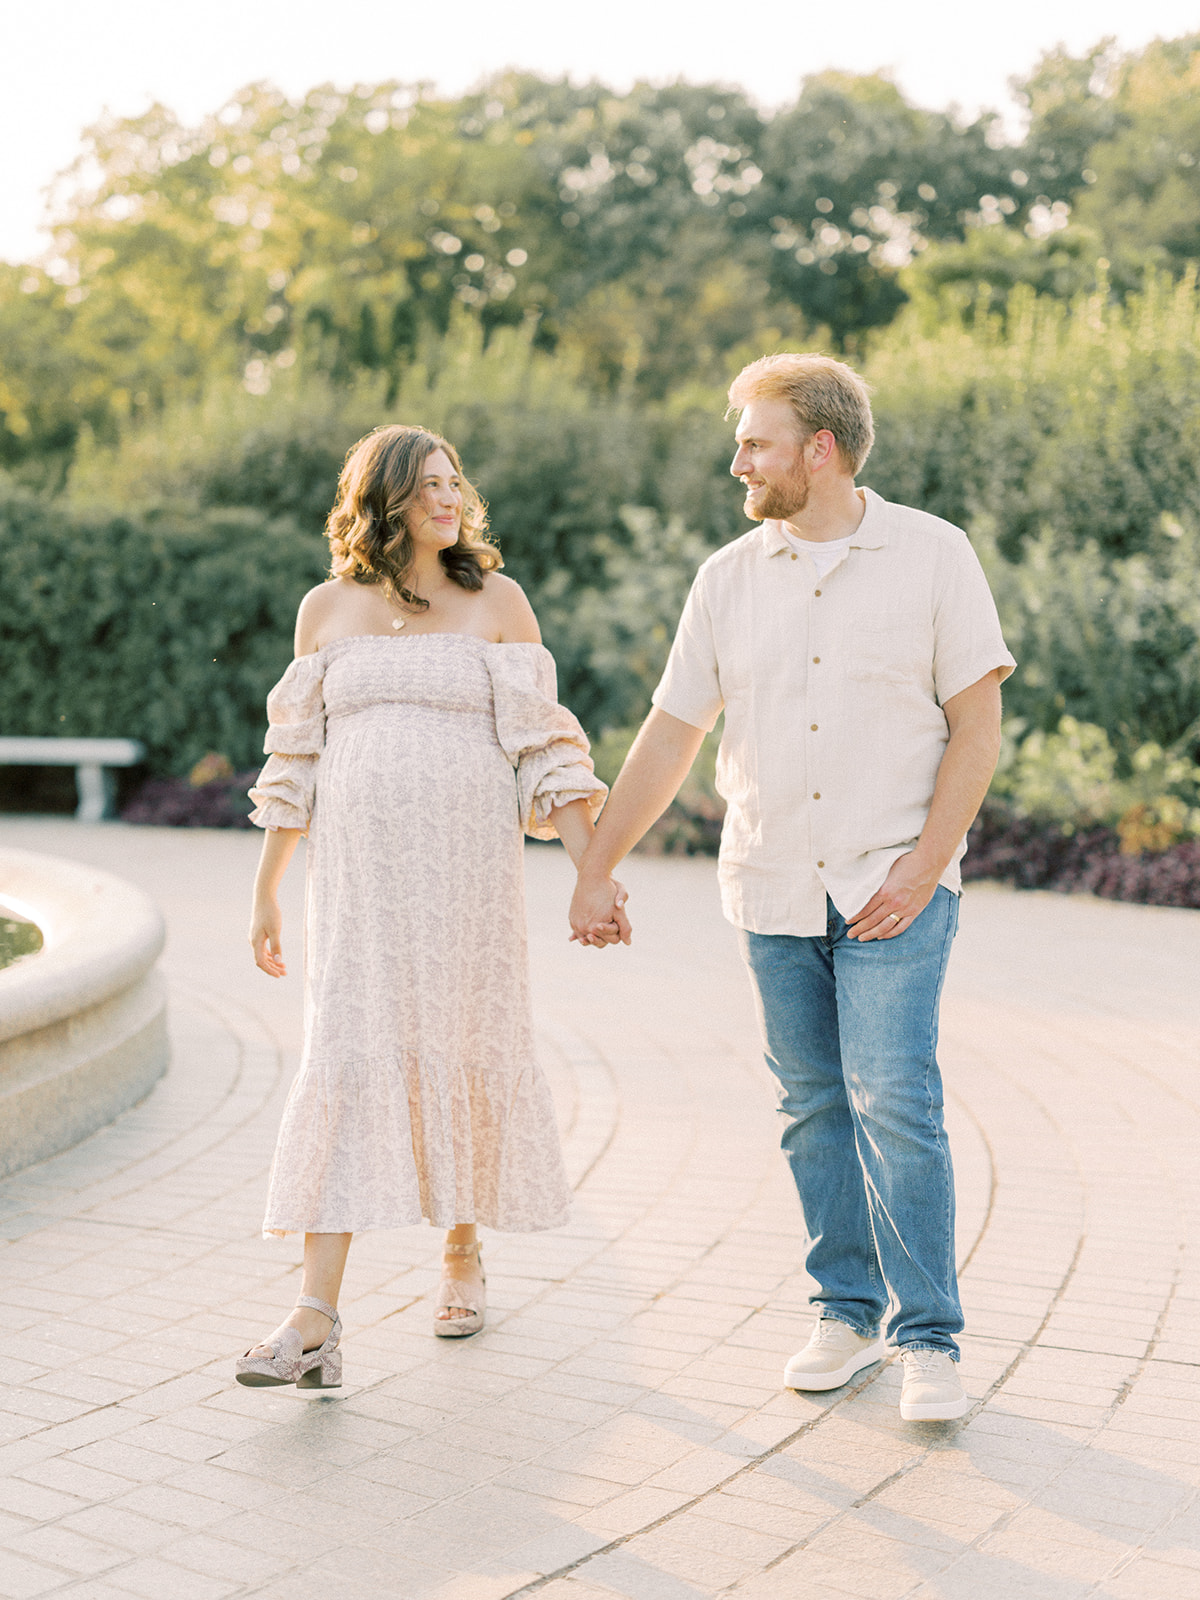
[740,887,962,1357]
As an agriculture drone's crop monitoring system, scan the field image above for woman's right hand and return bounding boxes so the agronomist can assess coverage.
[250,896,286,977]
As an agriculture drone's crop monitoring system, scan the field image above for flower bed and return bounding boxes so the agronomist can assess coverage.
[117,762,1200,912]
[962,800,1200,909]
[637,795,1200,911]
[121,770,257,829]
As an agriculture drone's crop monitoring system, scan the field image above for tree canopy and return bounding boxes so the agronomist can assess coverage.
[5,33,1197,481]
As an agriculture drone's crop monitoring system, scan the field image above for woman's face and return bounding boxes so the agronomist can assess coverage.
[403,447,463,550]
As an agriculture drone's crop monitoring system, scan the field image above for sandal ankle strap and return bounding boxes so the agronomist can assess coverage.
[296,1294,339,1321]
[443,1241,481,1257]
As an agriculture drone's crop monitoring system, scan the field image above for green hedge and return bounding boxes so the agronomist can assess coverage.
[866,273,1200,560]
[0,479,325,774]
[9,277,1200,782]
[978,518,1200,757]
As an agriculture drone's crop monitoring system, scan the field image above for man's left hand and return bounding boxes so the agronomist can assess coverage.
[847,853,942,941]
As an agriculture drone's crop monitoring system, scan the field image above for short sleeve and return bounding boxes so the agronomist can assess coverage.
[247,653,326,831]
[931,535,1017,706]
[651,570,724,732]
[487,645,607,841]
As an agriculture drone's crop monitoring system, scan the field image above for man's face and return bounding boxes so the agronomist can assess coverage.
[730,397,810,522]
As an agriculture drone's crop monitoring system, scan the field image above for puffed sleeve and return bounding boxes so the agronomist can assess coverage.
[487,644,608,841]
[247,653,326,832]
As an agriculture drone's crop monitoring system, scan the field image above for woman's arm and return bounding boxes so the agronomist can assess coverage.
[551,798,596,871]
[552,799,631,946]
[249,828,303,976]
[491,577,626,940]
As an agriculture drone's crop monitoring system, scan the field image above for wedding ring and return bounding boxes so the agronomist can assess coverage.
[887,913,901,924]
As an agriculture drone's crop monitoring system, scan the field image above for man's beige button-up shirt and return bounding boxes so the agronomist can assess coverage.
[651,487,1017,935]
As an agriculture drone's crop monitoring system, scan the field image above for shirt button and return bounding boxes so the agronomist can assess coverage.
[817,860,825,868]
[810,723,818,731]
[812,655,820,664]
[813,791,821,799]
[790,553,798,561]
[814,589,822,596]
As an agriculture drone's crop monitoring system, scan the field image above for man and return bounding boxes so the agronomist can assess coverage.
[570,353,1015,1422]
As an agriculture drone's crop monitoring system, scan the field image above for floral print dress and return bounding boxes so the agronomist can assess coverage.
[248,634,606,1236]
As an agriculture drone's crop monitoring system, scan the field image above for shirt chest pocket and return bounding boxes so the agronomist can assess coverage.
[848,614,927,683]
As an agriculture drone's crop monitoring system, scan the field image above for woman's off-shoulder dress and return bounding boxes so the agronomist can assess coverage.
[248,634,607,1236]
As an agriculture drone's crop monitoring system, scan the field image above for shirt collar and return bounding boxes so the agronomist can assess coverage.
[759,486,889,557]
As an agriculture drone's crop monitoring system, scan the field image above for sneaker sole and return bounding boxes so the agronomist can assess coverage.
[899,1393,972,1422]
[783,1337,887,1391]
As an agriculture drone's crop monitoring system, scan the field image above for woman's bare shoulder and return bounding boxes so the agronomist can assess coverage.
[295,578,364,654]
[484,572,541,644]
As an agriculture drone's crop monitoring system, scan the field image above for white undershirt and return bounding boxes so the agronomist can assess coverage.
[779,526,855,579]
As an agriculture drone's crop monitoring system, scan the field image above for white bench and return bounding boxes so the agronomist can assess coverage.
[0,737,145,823]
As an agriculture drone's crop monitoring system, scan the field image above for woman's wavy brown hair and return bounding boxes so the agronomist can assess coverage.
[325,424,500,611]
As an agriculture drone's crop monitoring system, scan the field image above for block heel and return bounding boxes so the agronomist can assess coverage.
[297,1347,343,1388]
[236,1294,343,1388]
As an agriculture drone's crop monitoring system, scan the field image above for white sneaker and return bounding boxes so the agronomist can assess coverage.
[783,1318,886,1391]
[899,1348,971,1420]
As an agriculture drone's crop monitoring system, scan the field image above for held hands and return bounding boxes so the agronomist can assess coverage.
[569,871,633,948]
[249,896,287,976]
[846,851,941,941]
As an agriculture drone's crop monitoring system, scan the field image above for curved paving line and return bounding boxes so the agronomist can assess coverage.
[0,974,287,1222]
[69,972,293,1215]
[199,986,1097,1600]
[363,994,1186,1600]
[121,966,1175,1599]
[871,1009,1193,1600]
[191,983,1200,1597]
[1076,1238,1187,1597]
[535,1015,623,1193]
[0,978,298,1465]
[946,1082,998,1276]
[503,1028,1093,1598]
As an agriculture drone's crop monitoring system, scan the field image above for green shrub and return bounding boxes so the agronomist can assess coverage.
[63,321,741,731]
[992,714,1200,831]
[26,274,1200,800]
[0,478,324,774]
[977,514,1200,756]
[867,272,1200,561]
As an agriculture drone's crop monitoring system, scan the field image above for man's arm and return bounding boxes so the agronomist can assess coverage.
[570,708,707,943]
[847,669,1003,942]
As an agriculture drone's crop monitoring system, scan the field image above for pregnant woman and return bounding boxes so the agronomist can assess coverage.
[235,424,621,1388]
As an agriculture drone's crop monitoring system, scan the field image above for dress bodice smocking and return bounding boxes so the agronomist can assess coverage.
[248,634,606,840]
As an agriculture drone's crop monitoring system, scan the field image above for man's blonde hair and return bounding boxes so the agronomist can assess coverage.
[727,353,875,476]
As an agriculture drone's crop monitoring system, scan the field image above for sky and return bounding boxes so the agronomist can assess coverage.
[4,0,1199,264]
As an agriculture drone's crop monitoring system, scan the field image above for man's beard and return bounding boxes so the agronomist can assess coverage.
[744,456,810,521]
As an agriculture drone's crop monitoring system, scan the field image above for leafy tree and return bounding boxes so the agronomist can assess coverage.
[1015,42,1127,199]
[1071,35,1200,276]
[0,265,108,483]
[5,39,1200,488]
[740,73,1030,345]
[44,82,567,410]
[900,223,1108,318]
[1015,34,1200,281]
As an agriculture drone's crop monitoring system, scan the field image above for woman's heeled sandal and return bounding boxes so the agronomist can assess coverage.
[236,1294,343,1387]
[433,1241,486,1339]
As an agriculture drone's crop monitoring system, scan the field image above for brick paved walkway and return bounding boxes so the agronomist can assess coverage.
[1,818,1198,1600]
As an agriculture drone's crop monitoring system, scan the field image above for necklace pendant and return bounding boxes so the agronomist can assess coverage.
[391,617,405,630]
